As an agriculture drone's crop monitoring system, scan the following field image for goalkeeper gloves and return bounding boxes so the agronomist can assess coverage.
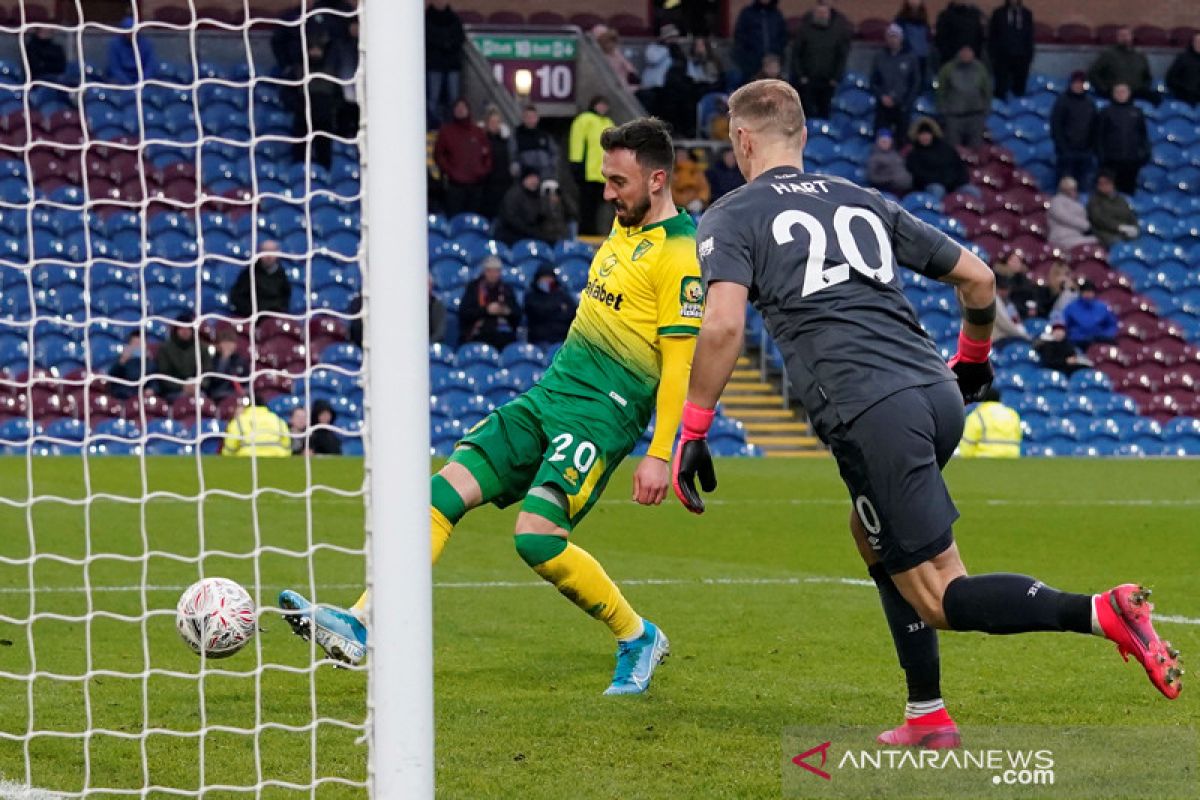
[671,401,718,514]
[947,329,994,404]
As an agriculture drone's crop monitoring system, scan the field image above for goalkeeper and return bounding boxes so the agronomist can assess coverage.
[282,118,701,695]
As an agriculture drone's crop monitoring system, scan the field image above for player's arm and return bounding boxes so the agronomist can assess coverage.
[634,335,697,506]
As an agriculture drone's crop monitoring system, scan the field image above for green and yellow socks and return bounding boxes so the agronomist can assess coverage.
[431,473,467,565]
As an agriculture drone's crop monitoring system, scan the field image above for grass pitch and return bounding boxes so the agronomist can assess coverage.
[0,457,1197,798]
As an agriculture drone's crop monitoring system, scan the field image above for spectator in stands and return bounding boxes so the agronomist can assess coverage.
[540,181,573,243]
[987,0,1034,99]
[1050,71,1098,188]
[429,277,446,344]
[935,45,991,148]
[459,256,521,351]
[905,116,968,192]
[706,147,745,202]
[425,1,466,128]
[107,332,151,401]
[569,96,614,235]
[1047,177,1099,251]
[639,27,679,97]
[223,403,291,458]
[231,241,291,319]
[655,40,701,137]
[992,274,1031,344]
[481,107,513,220]
[870,24,920,143]
[788,1,852,121]
[1035,321,1090,374]
[595,26,640,91]
[434,99,493,218]
[1095,83,1150,195]
[512,105,559,182]
[204,329,248,402]
[107,15,158,85]
[1063,281,1118,348]
[280,37,346,170]
[866,128,912,195]
[525,264,576,346]
[959,387,1021,458]
[1087,170,1139,247]
[894,0,933,86]
[495,167,567,245]
[732,0,787,87]
[686,37,724,91]
[1166,33,1200,105]
[1087,26,1155,103]
[933,1,985,68]
[753,53,783,81]
[671,147,711,213]
[1033,259,1079,320]
[993,250,1036,315]
[156,313,211,401]
[25,27,66,84]
[289,407,308,455]
[305,399,343,455]
[318,12,360,137]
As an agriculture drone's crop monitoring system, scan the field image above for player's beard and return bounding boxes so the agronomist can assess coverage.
[613,191,651,228]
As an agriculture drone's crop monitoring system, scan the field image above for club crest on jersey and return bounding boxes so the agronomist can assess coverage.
[597,254,618,277]
[679,276,705,318]
[631,239,654,261]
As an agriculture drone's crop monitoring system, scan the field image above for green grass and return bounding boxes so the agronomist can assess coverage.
[0,457,1198,798]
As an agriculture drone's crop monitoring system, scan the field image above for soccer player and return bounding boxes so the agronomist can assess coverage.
[672,80,1182,745]
[282,118,702,695]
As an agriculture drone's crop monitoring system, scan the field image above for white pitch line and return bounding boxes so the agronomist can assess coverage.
[0,780,62,800]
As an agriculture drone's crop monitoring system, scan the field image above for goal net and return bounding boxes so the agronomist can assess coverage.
[0,1,430,795]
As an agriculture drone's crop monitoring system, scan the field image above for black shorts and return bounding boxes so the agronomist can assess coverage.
[827,381,964,574]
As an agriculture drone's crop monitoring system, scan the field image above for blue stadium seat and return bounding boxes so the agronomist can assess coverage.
[456,342,501,368]
[429,343,456,367]
[552,240,594,262]
[1163,417,1200,439]
[0,418,38,443]
[431,258,470,291]
[449,213,490,237]
[510,239,553,264]
[94,418,140,442]
[431,369,475,394]
[485,386,519,407]
[500,342,546,368]
[320,343,362,371]
[44,418,86,443]
[1067,369,1113,392]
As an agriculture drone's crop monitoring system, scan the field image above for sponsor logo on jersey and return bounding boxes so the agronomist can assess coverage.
[679,276,705,319]
[597,253,618,277]
[698,236,714,258]
[563,466,580,485]
[584,278,625,310]
[631,238,654,261]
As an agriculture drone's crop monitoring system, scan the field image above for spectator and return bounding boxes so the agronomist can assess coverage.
[987,0,1034,99]
[1087,26,1155,103]
[639,27,679,95]
[540,181,573,243]
[459,256,521,351]
[905,116,968,192]
[222,404,291,458]
[866,128,913,195]
[933,1,985,68]
[289,407,308,455]
[429,277,446,344]
[654,41,701,137]
[1063,281,1118,348]
[935,45,991,148]
[595,26,640,90]
[107,15,158,85]
[525,264,576,346]
[993,250,1036,316]
[319,13,360,138]
[204,328,249,402]
[753,53,783,81]
[894,0,933,86]
[706,147,745,202]
[1050,71,1098,188]
[25,27,67,84]
[1096,83,1150,195]
[231,241,291,319]
[1033,259,1079,320]
[686,37,724,90]
[788,1,852,121]
[425,1,465,128]
[870,24,920,143]
[992,273,1031,343]
[568,96,614,235]
[671,147,711,213]
[107,332,152,401]
[1086,170,1139,247]
[481,107,513,220]
[495,167,567,245]
[1047,177,1099,251]
[434,99,492,218]
[959,387,1022,458]
[1166,32,1200,105]
[1035,321,1091,374]
[281,39,345,170]
[306,399,343,455]
[512,105,559,182]
[731,0,787,86]
[156,314,212,400]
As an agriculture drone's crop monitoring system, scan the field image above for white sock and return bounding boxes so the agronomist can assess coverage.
[905,698,945,720]
[618,618,645,644]
[1090,594,1104,636]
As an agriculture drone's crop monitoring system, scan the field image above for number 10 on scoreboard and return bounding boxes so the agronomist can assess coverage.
[491,62,575,102]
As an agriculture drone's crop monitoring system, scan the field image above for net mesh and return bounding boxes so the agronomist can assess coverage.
[0,2,369,795]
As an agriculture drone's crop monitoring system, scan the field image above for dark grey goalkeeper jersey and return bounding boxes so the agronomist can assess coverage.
[696,167,961,438]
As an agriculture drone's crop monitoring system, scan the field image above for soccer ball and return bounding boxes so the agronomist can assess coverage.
[175,577,257,659]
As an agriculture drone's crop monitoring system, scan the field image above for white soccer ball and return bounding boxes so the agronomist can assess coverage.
[175,577,257,659]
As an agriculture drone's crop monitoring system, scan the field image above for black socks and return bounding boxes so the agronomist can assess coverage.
[942,573,1093,635]
[869,563,942,703]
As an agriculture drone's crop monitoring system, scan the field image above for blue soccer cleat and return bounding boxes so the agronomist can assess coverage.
[603,620,670,696]
[278,589,368,666]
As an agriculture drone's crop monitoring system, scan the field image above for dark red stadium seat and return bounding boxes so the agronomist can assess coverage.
[982,209,1020,236]
[1170,26,1198,46]
[857,18,889,42]
[981,144,1016,166]
[256,339,309,375]
[1066,242,1108,264]
[0,391,28,420]
[608,13,650,36]
[487,11,524,24]
[1033,21,1056,43]
[88,392,123,421]
[86,174,120,201]
[1003,187,1048,215]
[528,11,566,25]
[216,395,243,422]
[1133,25,1169,46]
[1162,370,1198,392]
[1102,288,1139,315]
[308,314,349,356]
[1056,23,1094,44]
[1121,320,1155,342]
[1120,387,1155,412]
[1016,216,1048,239]
[200,318,250,343]
[252,372,293,402]
[170,394,218,422]
[1136,342,1183,366]
[254,317,305,344]
[1126,363,1166,389]
[456,10,484,24]
[569,13,605,30]
[154,7,192,24]
[949,211,986,238]
[971,166,1010,192]
[1007,235,1046,260]
[977,188,1006,212]
[1098,363,1129,386]
[1144,395,1183,423]
[944,191,985,215]
[1071,260,1110,284]
[1095,24,1123,44]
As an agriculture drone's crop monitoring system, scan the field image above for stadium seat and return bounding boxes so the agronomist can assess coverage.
[456,342,501,369]
[500,343,546,369]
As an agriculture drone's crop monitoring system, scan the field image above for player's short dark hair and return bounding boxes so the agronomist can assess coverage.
[982,386,1001,403]
[599,117,675,176]
[728,79,805,142]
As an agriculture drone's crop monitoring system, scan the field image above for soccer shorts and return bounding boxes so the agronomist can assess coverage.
[827,380,964,574]
[455,384,642,531]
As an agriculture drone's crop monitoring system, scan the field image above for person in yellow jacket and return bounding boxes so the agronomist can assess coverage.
[670,146,711,213]
[960,387,1022,458]
[568,95,614,235]
[222,403,293,458]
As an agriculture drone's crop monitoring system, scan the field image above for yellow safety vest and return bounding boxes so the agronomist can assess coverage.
[960,401,1022,458]
[222,405,292,458]
[568,110,615,184]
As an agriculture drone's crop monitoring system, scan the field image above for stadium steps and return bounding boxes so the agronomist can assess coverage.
[721,356,827,457]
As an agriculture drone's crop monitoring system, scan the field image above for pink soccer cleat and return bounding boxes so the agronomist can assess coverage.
[1095,584,1183,699]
